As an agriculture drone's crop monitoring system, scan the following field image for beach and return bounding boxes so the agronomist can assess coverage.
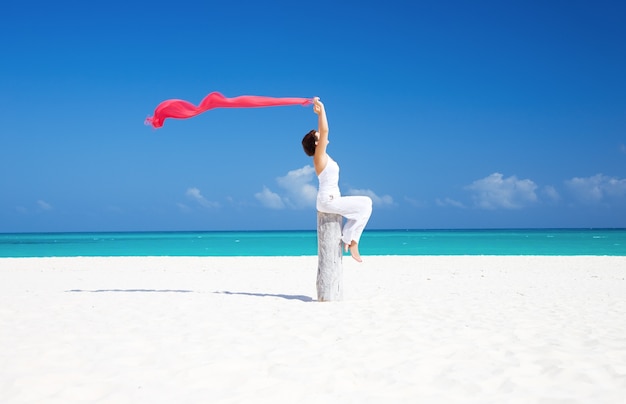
[1,256,625,403]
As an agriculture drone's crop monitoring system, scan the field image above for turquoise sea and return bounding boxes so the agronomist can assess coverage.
[0,229,625,257]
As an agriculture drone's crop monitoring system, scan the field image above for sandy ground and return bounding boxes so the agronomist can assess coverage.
[1,256,625,403]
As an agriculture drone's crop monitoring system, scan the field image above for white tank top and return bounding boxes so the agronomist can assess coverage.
[317,156,340,203]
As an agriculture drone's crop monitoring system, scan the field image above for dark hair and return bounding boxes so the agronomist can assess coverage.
[301,129,317,156]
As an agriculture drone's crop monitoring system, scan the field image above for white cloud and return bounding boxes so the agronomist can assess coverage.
[347,188,394,207]
[37,200,53,211]
[465,173,538,209]
[542,185,561,203]
[405,197,428,208]
[275,165,317,208]
[436,197,466,209]
[565,174,626,204]
[255,186,286,209]
[186,187,220,208]
[256,165,394,210]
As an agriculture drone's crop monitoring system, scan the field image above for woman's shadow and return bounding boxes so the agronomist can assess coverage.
[215,291,314,302]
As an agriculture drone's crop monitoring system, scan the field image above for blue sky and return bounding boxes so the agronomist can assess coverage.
[1,0,625,232]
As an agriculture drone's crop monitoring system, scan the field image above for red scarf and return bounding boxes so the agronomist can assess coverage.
[146,91,313,128]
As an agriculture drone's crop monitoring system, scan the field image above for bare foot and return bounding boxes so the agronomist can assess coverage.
[348,241,363,263]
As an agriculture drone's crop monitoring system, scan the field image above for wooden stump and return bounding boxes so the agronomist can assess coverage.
[316,211,343,301]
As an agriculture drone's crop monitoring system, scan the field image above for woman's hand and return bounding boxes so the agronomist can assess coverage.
[313,97,324,115]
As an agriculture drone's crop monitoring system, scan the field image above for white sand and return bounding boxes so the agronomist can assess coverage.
[1,256,625,403]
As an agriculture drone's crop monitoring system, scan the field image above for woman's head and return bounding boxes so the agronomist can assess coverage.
[301,129,318,156]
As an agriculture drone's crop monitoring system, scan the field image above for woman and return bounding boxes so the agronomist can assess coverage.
[302,97,372,262]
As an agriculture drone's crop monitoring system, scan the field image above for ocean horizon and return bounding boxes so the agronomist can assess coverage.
[1,228,625,257]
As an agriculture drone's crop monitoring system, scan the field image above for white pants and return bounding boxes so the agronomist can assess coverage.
[317,195,372,245]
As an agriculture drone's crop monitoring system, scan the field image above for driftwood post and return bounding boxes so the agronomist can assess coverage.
[316,211,343,301]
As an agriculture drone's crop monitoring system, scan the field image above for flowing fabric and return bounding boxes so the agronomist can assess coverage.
[146,92,313,128]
